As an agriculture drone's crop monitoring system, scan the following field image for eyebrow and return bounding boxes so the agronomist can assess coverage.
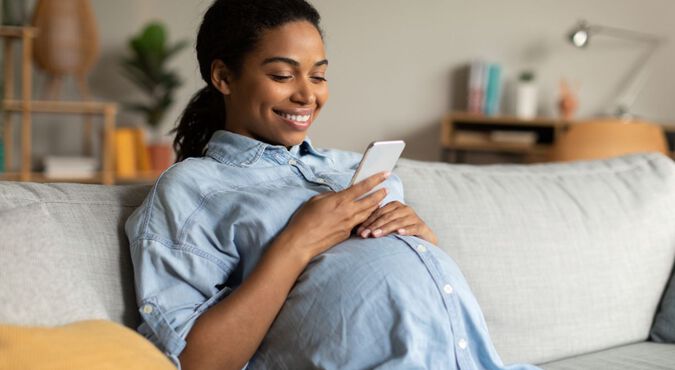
[261,57,328,67]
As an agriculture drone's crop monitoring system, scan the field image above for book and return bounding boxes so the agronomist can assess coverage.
[43,156,97,179]
[484,63,502,116]
[467,61,485,114]
[114,128,138,178]
[132,128,152,173]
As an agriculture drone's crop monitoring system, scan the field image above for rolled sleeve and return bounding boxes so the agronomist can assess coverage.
[130,238,236,366]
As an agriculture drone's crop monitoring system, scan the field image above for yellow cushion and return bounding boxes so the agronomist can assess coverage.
[0,320,175,370]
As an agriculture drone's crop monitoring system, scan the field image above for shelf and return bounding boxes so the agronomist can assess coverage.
[0,26,37,38]
[0,171,159,184]
[441,112,571,164]
[3,99,117,114]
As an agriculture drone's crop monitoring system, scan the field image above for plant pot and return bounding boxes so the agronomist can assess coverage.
[148,143,173,173]
[515,83,538,119]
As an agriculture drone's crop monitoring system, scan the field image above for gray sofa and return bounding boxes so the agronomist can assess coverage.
[1,153,674,369]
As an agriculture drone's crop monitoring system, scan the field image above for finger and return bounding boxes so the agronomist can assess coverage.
[356,201,400,235]
[357,203,405,238]
[374,220,420,238]
[365,207,412,237]
[343,171,390,200]
[353,187,388,214]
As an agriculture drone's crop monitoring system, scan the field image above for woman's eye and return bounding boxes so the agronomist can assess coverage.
[270,75,292,81]
[311,76,327,82]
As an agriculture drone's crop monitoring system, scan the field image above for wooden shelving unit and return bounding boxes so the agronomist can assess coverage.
[441,112,675,164]
[441,112,571,163]
[0,25,158,185]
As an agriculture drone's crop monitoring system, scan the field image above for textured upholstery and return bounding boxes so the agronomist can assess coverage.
[396,154,675,364]
[1,153,674,367]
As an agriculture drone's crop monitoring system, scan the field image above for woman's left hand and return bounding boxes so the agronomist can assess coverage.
[355,201,438,245]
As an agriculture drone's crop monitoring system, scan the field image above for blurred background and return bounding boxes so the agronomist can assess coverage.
[1,0,674,183]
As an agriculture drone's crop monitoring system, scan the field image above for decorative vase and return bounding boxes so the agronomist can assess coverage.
[558,79,579,120]
[31,0,99,97]
[515,83,538,119]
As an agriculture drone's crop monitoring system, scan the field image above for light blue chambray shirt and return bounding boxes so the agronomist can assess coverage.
[125,130,540,370]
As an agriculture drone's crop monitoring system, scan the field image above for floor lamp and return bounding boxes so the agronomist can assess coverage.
[567,20,665,119]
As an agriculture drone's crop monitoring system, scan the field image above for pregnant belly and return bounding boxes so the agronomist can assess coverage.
[248,236,461,369]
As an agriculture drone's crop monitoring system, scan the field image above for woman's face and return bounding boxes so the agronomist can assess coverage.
[219,21,328,147]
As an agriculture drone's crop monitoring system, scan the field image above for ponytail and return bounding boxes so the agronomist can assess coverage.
[172,85,225,162]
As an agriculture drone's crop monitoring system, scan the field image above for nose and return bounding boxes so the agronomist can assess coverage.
[290,78,316,106]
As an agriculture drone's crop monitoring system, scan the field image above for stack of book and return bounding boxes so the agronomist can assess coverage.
[467,60,502,116]
[114,127,152,178]
[44,156,98,179]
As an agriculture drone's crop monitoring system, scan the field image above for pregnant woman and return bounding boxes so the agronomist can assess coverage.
[125,1,539,369]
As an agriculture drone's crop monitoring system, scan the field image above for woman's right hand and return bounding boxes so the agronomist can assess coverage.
[279,172,390,263]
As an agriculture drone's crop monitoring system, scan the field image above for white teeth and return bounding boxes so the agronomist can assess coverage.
[279,112,311,122]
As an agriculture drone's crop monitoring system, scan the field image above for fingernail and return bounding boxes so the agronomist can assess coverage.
[372,229,382,237]
[362,229,371,238]
[398,228,406,235]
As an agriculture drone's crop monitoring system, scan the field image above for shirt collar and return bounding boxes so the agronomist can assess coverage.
[205,130,325,166]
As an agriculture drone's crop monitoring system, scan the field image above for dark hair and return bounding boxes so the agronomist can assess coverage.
[171,0,322,162]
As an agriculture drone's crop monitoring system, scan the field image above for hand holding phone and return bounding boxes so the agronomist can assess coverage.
[350,140,405,199]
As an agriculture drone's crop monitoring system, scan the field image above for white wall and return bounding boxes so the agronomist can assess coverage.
[6,0,675,162]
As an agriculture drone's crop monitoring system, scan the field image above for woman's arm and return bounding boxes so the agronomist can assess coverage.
[179,172,390,370]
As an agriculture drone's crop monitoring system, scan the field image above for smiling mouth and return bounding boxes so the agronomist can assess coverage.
[273,109,313,126]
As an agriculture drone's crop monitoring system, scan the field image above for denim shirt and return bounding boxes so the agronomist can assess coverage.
[125,130,539,370]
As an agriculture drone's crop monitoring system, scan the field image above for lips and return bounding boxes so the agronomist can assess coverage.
[273,108,314,130]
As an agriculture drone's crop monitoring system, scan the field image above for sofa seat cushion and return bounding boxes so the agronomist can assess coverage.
[538,341,675,370]
[395,153,675,364]
[0,320,174,369]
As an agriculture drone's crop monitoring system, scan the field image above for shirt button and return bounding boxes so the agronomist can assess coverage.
[443,284,453,294]
[316,178,325,183]
[142,304,154,314]
[416,244,427,253]
[288,159,297,166]
[458,338,468,349]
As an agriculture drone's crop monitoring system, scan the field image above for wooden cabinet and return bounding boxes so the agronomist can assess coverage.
[441,112,571,163]
[0,26,156,184]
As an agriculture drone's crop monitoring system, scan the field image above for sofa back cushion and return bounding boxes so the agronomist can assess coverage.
[395,153,675,365]
[0,182,150,328]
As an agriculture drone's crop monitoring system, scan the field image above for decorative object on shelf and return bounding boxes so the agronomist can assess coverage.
[515,70,537,119]
[120,22,186,172]
[566,20,665,119]
[120,22,187,141]
[558,78,579,120]
[1,0,27,26]
[31,0,100,99]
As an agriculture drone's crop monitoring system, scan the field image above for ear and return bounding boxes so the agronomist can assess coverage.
[211,59,232,95]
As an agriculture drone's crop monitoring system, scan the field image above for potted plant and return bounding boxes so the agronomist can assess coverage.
[120,21,187,171]
[515,70,538,119]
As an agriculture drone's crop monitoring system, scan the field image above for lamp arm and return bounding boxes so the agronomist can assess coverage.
[590,24,662,44]
[607,39,663,117]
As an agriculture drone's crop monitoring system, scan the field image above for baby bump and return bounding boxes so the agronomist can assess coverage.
[249,236,460,369]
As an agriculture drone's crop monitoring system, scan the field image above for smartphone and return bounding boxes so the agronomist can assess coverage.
[349,140,406,198]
